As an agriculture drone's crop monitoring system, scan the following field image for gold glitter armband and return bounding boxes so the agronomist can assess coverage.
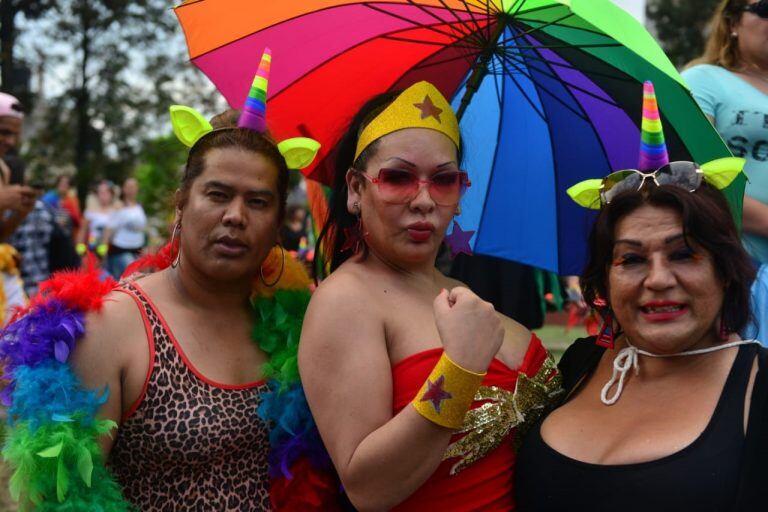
[412,352,485,429]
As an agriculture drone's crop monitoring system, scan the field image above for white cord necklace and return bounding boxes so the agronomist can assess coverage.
[601,338,760,406]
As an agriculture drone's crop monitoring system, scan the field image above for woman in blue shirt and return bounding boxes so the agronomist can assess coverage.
[683,0,768,341]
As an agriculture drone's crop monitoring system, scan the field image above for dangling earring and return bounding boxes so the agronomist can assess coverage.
[341,203,367,253]
[260,244,285,287]
[170,222,181,269]
[596,312,615,349]
[455,205,462,216]
[595,301,616,349]
[719,316,731,340]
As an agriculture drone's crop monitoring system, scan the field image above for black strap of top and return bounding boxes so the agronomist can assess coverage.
[557,336,604,399]
[735,344,768,510]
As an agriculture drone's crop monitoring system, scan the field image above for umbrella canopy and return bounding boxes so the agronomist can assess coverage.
[175,0,741,275]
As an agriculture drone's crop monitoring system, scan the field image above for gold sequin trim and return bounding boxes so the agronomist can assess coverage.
[442,352,563,474]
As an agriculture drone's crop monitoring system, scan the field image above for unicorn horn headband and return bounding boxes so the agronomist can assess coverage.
[169,48,320,170]
[567,80,745,209]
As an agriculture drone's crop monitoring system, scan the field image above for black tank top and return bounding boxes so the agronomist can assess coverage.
[516,343,757,512]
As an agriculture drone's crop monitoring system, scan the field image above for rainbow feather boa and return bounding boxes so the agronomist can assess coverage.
[1,249,341,510]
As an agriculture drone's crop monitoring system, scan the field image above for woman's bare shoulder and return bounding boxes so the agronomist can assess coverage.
[302,264,386,351]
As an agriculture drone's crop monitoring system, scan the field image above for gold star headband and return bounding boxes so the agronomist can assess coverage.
[355,81,460,160]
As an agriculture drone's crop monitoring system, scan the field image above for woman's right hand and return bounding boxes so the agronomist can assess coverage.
[433,287,504,373]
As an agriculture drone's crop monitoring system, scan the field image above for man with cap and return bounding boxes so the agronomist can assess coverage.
[0,92,35,220]
[0,92,63,295]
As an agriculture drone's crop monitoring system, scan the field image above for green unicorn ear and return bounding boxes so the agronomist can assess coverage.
[277,137,321,170]
[700,157,746,190]
[170,105,213,148]
[566,179,603,209]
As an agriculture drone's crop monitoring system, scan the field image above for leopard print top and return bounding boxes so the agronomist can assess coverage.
[108,281,271,511]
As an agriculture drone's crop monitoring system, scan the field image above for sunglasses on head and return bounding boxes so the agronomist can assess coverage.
[358,168,471,206]
[599,161,703,204]
[744,0,768,18]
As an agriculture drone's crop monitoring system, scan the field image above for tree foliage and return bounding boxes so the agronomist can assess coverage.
[646,0,721,68]
[13,0,219,201]
[134,134,186,222]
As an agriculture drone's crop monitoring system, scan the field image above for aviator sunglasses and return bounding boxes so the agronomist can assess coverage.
[600,161,703,204]
[357,168,471,206]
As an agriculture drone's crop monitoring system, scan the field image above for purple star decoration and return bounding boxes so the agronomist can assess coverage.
[420,374,452,413]
[444,221,475,258]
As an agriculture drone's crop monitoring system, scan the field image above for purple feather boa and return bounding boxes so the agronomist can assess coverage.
[0,299,85,406]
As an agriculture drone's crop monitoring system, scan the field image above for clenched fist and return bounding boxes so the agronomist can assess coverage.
[433,287,504,373]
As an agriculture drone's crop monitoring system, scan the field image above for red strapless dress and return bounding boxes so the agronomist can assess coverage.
[391,334,558,512]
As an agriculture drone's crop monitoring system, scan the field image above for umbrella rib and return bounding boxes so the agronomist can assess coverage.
[381,34,480,51]
[363,2,468,43]
[456,0,489,38]
[502,51,621,108]
[413,50,482,71]
[491,56,503,105]
[505,12,576,41]
[513,16,611,38]
[402,0,475,42]
[499,48,634,84]
[434,0,485,28]
[497,61,548,121]
[472,68,506,250]
[510,1,570,18]
[499,53,590,122]
[505,0,528,18]
[496,40,622,50]
[481,0,493,42]
[268,20,472,103]
[513,32,619,172]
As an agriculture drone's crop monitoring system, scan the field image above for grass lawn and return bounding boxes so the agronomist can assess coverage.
[534,317,589,362]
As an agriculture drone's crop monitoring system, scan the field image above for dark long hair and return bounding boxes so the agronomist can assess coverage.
[315,92,465,277]
[581,182,756,335]
[314,92,401,276]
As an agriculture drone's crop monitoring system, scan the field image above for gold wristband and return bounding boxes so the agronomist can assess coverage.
[411,352,486,429]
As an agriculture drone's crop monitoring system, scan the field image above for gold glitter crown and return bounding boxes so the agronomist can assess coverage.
[355,81,460,160]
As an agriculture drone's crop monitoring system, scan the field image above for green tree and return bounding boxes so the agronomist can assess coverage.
[16,0,219,202]
[646,0,721,68]
[134,134,186,222]
[0,0,56,98]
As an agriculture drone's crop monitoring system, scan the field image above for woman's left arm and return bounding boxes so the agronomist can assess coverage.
[743,196,768,238]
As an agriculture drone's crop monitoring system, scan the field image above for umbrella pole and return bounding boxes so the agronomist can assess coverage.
[456,20,507,121]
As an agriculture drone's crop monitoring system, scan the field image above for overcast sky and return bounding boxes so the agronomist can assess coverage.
[613,0,646,23]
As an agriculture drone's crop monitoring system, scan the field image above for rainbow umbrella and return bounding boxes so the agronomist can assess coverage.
[175,0,741,275]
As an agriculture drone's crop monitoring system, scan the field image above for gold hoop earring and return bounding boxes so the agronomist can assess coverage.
[170,223,181,269]
[260,244,285,287]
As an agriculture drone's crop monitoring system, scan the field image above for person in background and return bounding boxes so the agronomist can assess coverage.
[0,93,37,238]
[42,174,82,241]
[77,180,116,259]
[0,156,28,319]
[0,94,65,296]
[682,0,768,341]
[103,177,146,279]
[280,204,308,252]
